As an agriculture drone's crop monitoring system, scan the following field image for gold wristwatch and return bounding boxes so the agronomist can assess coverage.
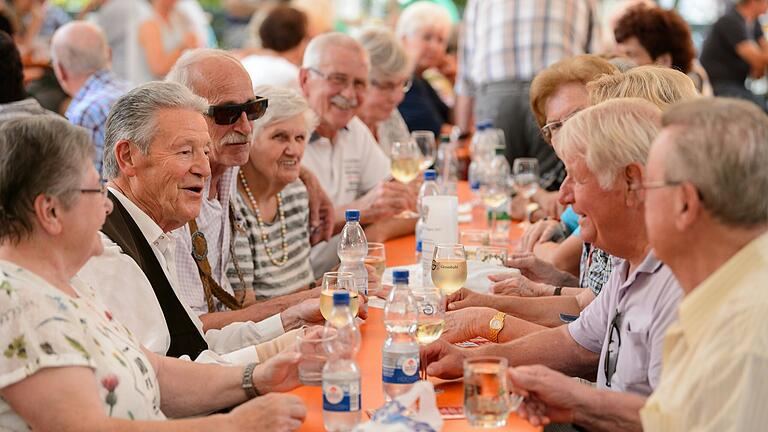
[488,311,507,343]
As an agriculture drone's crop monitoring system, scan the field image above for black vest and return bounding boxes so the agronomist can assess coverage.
[101,192,208,359]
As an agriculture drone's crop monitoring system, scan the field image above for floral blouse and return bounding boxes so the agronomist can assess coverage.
[0,260,164,430]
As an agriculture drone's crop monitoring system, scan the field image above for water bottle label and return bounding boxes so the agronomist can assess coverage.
[382,352,420,384]
[323,379,361,412]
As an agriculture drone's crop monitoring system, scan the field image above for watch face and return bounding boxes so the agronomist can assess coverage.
[490,319,503,330]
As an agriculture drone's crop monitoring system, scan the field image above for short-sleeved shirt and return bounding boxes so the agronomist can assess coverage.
[227,179,314,300]
[568,250,683,395]
[0,260,164,429]
[302,116,390,276]
[701,7,764,83]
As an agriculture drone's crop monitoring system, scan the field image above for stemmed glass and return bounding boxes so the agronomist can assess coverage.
[319,271,358,321]
[431,244,468,296]
[411,130,436,170]
[390,140,422,218]
[364,242,386,294]
[413,287,445,379]
[513,158,540,199]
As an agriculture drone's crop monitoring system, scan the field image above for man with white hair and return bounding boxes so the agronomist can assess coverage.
[421,100,683,422]
[299,32,416,275]
[51,21,132,173]
[506,98,768,431]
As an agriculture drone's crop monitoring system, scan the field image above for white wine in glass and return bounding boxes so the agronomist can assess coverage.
[416,318,445,345]
[391,157,421,183]
[319,271,359,320]
[431,244,468,295]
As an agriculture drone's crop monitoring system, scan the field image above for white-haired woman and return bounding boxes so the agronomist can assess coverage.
[0,117,305,431]
[357,26,413,156]
[227,85,319,303]
[395,1,453,137]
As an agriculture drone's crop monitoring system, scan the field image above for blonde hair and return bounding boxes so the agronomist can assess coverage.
[529,55,618,127]
[557,98,661,189]
[588,65,698,110]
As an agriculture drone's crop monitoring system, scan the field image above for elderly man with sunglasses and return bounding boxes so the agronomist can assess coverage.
[421,99,683,430]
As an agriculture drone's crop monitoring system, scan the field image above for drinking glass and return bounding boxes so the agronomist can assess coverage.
[464,357,511,428]
[476,246,508,266]
[391,140,422,218]
[431,244,468,295]
[412,130,436,170]
[297,326,336,386]
[513,158,540,199]
[460,229,490,261]
[320,271,358,320]
[364,242,386,293]
[413,287,446,379]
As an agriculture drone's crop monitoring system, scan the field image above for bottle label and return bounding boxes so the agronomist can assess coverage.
[323,379,361,412]
[382,351,420,384]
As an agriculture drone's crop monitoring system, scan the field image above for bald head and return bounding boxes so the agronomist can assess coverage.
[51,21,110,77]
[302,32,370,71]
[166,49,252,100]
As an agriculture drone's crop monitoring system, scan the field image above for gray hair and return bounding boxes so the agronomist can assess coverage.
[662,98,768,226]
[102,81,208,179]
[302,32,370,70]
[165,48,244,96]
[395,1,452,39]
[357,26,412,82]
[51,21,110,76]
[0,117,94,244]
[252,85,318,137]
[557,98,661,189]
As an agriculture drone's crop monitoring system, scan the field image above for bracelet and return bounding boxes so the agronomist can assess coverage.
[553,286,563,296]
[242,362,259,399]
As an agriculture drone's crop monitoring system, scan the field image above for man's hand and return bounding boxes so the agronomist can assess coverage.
[509,365,582,427]
[445,288,492,311]
[280,298,324,330]
[489,272,551,297]
[300,167,334,245]
[441,307,496,343]
[227,393,306,432]
[518,219,566,253]
[420,339,468,379]
[356,181,414,223]
[506,252,578,286]
[251,347,302,394]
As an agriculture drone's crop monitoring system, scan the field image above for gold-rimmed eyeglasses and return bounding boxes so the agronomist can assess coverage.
[541,109,583,144]
[307,67,368,92]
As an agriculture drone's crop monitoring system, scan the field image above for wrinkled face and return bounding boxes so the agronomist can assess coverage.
[401,25,449,71]
[203,62,255,169]
[643,128,680,264]
[62,159,113,263]
[361,74,410,124]
[543,82,589,144]
[131,108,211,231]
[301,46,369,132]
[250,114,308,186]
[614,36,654,67]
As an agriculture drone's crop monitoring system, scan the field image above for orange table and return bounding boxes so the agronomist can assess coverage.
[291,183,538,431]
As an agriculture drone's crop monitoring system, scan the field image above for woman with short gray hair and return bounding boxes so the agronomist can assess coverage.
[227,85,320,303]
[356,26,412,156]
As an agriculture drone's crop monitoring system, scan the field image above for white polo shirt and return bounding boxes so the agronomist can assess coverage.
[302,116,390,276]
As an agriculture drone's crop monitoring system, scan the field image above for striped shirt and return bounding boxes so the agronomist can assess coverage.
[227,180,314,300]
[456,0,597,96]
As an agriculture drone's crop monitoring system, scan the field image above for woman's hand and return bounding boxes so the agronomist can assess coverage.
[445,288,492,311]
[489,272,551,297]
[518,219,566,253]
[441,307,496,343]
[227,393,306,432]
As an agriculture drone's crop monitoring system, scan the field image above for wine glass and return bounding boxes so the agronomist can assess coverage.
[364,242,386,294]
[413,287,446,379]
[320,271,358,321]
[411,130,436,170]
[390,140,421,218]
[513,158,540,199]
[431,244,468,296]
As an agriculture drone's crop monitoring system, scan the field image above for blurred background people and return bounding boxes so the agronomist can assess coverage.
[136,0,201,82]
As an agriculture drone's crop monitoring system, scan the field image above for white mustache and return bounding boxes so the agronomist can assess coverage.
[221,132,253,145]
[330,94,358,110]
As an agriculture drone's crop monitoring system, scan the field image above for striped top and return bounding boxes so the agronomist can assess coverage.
[227,180,314,300]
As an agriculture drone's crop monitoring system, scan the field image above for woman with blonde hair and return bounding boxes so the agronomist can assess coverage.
[588,65,699,109]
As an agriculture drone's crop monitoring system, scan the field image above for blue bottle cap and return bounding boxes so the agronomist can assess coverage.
[332,290,350,306]
[345,209,360,222]
[393,269,409,283]
[470,181,480,191]
[416,240,422,252]
[424,169,437,181]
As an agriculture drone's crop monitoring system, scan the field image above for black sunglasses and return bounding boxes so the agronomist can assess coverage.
[206,97,268,125]
[604,309,622,388]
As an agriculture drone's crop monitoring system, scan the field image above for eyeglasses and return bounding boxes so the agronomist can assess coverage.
[206,97,268,125]
[604,309,622,388]
[630,179,705,202]
[308,67,368,92]
[541,109,583,144]
[78,180,108,197]
[370,77,412,93]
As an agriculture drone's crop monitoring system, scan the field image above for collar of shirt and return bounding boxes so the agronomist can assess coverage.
[613,249,664,302]
[108,187,171,252]
[309,124,350,144]
[70,69,113,106]
[677,231,768,348]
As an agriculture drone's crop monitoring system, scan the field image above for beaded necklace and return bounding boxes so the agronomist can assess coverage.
[238,171,289,266]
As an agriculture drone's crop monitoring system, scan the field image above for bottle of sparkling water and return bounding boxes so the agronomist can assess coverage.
[338,209,368,313]
[415,169,440,258]
[436,135,459,196]
[322,291,362,432]
[382,269,420,400]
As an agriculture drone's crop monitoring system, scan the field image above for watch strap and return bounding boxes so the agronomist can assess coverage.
[553,286,563,296]
[242,362,259,399]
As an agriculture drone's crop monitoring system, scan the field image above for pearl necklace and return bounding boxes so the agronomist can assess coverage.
[238,171,289,266]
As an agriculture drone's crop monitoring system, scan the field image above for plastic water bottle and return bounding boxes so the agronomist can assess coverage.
[338,209,368,313]
[382,269,420,400]
[322,291,362,432]
[414,169,440,257]
[436,134,458,196]
[468,121,493,214]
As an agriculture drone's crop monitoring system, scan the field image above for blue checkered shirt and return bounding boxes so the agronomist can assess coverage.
[579,243,614,296]
[65,70,132,174]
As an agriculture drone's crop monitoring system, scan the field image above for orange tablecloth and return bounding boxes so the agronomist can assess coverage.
[291,182,538,431]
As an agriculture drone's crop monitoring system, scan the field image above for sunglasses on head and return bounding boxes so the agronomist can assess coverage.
[206,97,268,125]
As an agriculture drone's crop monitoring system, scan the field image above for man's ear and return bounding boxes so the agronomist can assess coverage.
[113,140,139,177]
[675,182,702,231]
[624,163,644,207]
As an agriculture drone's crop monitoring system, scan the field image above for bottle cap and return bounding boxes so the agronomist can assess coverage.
[393,269,409,283]
[470,181,480,191]
[416,240,422,253]
[345,209,360,222]
[424,169,436,181]
[332,290,350,306]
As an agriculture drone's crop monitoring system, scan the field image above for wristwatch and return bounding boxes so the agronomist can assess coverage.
[553,286,563,296]
[242,362,259,399]
[488,311,507,343]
